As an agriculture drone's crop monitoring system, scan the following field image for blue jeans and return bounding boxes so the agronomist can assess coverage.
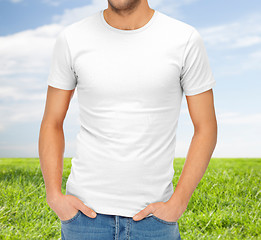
[61,210,181,240]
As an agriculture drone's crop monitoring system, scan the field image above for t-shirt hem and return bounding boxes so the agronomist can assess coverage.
[184,80,216,96]
[81,204,153,218]
[66,180,168,218]
[47,79,76,90]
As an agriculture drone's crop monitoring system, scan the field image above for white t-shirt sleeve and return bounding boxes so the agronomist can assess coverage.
[47,29,77,90]
[180,28,216,96]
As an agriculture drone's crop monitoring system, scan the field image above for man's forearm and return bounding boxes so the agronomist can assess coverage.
[168,125,217,207]
[39,121,65,203]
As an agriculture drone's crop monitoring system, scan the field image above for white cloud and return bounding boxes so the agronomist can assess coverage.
[181,105,261,127]
[176,109,261,158]
[52,0,106,25]
[197,12,261,75]
[217,112,261,125]
[0,24,64,76]
[0,86,79,132]
[0,86,46,101]
[199,12,261,49]
[213,46,261,76]
[233,36,261,48]
[150,0,200,19]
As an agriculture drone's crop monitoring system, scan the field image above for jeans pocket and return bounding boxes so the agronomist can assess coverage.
[60,210,81,224]
[151,214,178,225]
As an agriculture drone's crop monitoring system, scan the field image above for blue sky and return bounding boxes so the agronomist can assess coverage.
[0,0,260,158]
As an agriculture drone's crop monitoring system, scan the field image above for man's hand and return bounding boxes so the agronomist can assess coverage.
[132,200,187,222]
[47,193,97,221]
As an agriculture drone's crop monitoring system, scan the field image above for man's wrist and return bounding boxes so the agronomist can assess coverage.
[46,191,63,204]
[167,187,191,208]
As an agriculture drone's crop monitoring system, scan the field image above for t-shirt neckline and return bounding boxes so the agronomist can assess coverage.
[100,9,158,34]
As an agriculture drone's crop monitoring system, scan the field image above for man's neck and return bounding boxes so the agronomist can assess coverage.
[103,6,155,31]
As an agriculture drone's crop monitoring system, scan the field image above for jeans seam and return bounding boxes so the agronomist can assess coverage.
[114,216,119,240]
[126,217,131,240]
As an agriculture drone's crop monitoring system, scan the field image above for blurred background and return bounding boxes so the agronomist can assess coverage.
[0,0,260,158]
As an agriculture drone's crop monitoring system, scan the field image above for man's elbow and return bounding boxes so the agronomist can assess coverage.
[193,119,218,143]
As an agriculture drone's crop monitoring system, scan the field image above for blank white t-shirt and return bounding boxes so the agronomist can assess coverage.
[47,9,216,218]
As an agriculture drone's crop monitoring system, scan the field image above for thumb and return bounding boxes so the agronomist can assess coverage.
[81,205,97,218]
[73,198,97,218]
[133,203,155,221]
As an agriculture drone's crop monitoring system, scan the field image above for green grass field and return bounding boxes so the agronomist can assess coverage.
[0,158,260,239]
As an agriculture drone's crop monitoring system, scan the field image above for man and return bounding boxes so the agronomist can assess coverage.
[39,0,217,239]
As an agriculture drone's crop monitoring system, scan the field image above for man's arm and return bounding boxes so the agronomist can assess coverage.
[39,86,74,202]
[167,88,217,211]
[38,86,97,221]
